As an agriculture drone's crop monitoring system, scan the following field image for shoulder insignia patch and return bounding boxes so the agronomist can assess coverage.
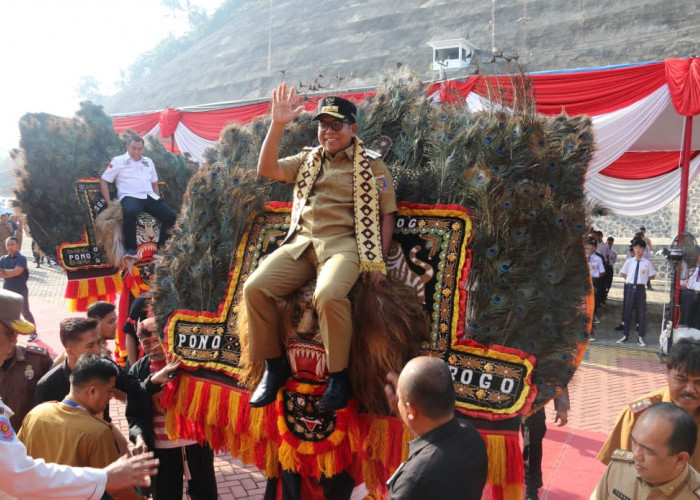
[0,417,15,441]
[612,489,631,500]
[629,397,653,414]
[610,449,634,462]
[365,149,382,159]
[375,175,389,192]
[27,345,48,355]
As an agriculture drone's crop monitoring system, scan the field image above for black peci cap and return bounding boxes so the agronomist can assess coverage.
[312,96,357,124]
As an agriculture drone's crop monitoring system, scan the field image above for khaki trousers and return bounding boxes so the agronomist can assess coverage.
[243,246,359,373]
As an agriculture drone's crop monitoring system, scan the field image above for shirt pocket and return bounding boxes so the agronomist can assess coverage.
[335,173,354,186]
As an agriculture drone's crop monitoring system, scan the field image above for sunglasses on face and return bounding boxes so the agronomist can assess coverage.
[318,120,350,132]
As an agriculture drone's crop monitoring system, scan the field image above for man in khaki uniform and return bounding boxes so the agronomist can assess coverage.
[592,402,700,499]
[0,339,52,430]
[597,338,700,471]
[244,83,397,411]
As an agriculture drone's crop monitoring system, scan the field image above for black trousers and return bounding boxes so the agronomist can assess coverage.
[152,444,218,500]
[623,285,646,338]
[120,195,176,252]
[592,277,604,317]
[680,289,700,329]
[522,408,546,491]
[602,263,613,299]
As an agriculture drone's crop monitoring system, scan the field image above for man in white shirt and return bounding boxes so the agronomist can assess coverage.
[99,136,176,259]
[586,239,606,329]
[617,240,655,346]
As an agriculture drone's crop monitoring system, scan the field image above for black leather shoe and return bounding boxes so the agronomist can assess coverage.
[318,373,351,412]
[249,361,290,407]
[614,324,624,331]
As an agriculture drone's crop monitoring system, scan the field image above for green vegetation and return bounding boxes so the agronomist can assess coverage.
[119,0,264,88]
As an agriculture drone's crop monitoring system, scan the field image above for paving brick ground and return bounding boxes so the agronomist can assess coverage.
[13,236,675,498]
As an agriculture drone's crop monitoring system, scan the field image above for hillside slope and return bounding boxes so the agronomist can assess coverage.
[103,0,698,113]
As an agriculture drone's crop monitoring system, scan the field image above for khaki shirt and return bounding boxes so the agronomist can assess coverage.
[0,345,53,430]
[18,402,118,469]
[592,452,700,499]
[597,388,700,472]
[278,143,397,264]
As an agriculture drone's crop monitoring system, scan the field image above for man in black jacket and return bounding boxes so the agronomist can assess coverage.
[126,318,217,500]
[384,357,488,500]
[35,317,175,417]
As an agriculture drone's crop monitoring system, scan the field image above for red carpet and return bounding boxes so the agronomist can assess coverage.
[24,296,82,357]
[24,295,610,499]
[540,426,607,499]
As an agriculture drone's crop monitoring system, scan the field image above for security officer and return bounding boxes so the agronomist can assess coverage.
[244,83,397,411]
[0,335,52,430]
[591,402,700,499]
[597,338,700,470]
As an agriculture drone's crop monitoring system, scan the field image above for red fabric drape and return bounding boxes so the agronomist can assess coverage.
[159,108,183,138]
[665,58,700,117]
[180,103,270,140]
[530,62,667,116]
[112,112,160,135]
[426,62,667,116]
[178,91,375,141]
[472,62,668,116]
[599,151,699,180]
[426,80,478,103]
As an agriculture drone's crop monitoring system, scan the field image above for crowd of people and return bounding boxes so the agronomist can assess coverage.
[0,287,216,499]
[4,87,700,499]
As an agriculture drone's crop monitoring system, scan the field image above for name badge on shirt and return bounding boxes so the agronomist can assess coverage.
[612,489,631,500]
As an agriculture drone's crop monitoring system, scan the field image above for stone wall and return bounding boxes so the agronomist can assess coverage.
[594,175,700,283]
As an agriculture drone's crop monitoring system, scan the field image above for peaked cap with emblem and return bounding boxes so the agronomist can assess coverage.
[312,96,357,124]
[0,289,35,335]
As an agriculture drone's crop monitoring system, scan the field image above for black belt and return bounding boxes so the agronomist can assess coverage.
[625,284,645,288]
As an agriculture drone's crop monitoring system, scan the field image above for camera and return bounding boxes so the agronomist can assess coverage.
[662,247,684,261]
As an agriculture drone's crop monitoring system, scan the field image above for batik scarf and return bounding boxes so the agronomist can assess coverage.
[286,137,386,274]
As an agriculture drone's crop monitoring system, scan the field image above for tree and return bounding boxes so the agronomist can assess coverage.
[77,75,103,102]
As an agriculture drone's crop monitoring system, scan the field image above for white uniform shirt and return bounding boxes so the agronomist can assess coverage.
[101,152,159,201]
[620,257,655,285]
[681,266,700,291]
[588,253,605,278]
[0,397,106,500]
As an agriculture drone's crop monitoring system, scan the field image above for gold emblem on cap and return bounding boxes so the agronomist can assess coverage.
[321,106,339,113]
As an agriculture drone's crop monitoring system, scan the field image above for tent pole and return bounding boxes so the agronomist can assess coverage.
[678,115,693,235]
[674,115,693,327]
